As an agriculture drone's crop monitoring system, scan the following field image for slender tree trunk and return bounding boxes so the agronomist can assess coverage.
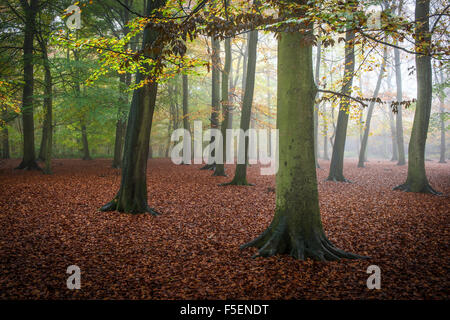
[388,104,398,161]
[394,47,406,165]
[394,0,440,194]
[1,108,10,159]
[16,0,39,170]
[214,38,231,176]
[242,2,365,261]
[327,28,355,181]
[358,46,387,168]
[314,35,321,168]
[39,40,53,174]
[81,122,91,160]
[100,0,167,214]
[200,36,221,170]
[223,29,258,186]
[181,73,191,164]
[438,69,446,163]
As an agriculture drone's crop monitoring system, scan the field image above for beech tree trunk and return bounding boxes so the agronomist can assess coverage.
[100,0,167,214]
[242,1,366,261]
[358,46,387,168]
[223,29,258,186]
[394,0,440,194]
[394,46,406,165]
[200,36,221,170]
[214,38,231,176]
[1,108,10,159]
[314,35,321,168]
[16,0,39,170]
[327,28,355,181]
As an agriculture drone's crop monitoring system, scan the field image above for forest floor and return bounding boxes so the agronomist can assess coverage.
[0,158,448,299]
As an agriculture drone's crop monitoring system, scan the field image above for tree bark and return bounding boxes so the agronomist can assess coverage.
[394,46,406,165]
[1,108,10,159]
[327,28,355,181]
[214,38,231,176]
[222,29,258,186]
[16,0,40,170]
[394,0,440,194]
[314,34,321,168]
[100,0,167,214]
[242,2,366,261]
[438,68,446,163]
[181,73,191,164]
[357,46,387,168]
[200,36,221,170]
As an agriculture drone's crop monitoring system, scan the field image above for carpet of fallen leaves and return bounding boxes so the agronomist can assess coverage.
[0,158,448,300]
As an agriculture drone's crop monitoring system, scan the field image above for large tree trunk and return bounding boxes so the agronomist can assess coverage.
[223,29,258,186]
[200,36,221,170]
[214,38,231,176]
[357,46,387,168]
[327,28,355,181]
[394,0,440,194]
[112,73,130,168]
[100,0,167,214]
[242,2,365,261]
[16,0,39,170]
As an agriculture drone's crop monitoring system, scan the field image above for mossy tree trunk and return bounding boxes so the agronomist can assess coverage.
[357,46,387,168]
[16,0,40,170]
[214,38,231,176]
[327,28,355,181]
[223,29,258,186]
[394,0,440,194]
[242,2,366,261]
[100,0,167,214]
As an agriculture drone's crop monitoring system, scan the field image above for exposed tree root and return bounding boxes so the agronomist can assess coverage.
[241,218,368,261]
[393,183,442,195]
[100,198,160,215]
[15,160,42,171]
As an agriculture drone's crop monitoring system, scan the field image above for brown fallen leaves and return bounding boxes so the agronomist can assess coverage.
[0,158,448,299]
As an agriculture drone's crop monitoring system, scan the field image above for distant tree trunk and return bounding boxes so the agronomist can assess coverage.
[181,73,191,164]
[214,38,231,176]
[1,109,10,159]
[394,47,406,165]
[81,122,91,160]
[100,0,167,214]
[358,46,387,168]
[388,105,398,161]
[200,36,221,170]
[223,29,258,186]
[16,0,39,170]
[314,35,321,168]
[242,1,365,261]
[327,28,355,181]
[394,0,440,194]
[438,68,446,163]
